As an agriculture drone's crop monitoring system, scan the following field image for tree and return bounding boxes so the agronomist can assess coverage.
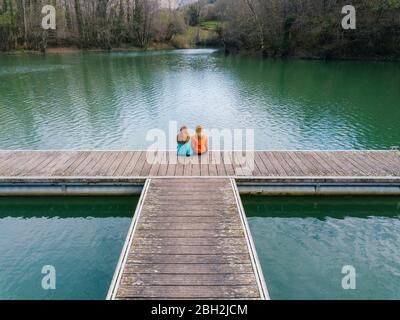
[187,2,200,26]
[74,0,84,47]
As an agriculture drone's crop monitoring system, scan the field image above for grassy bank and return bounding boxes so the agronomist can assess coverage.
[171,25,219,49]
[1,21,220,54]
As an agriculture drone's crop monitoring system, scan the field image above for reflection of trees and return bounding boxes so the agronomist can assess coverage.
[218,56,400,149]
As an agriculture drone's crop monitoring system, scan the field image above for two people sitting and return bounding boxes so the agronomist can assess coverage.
[177,125,208,157]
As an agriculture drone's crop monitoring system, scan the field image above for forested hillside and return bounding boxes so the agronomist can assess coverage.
[1,0,399,60]
[216,0,400,60]
[0,0,192,51]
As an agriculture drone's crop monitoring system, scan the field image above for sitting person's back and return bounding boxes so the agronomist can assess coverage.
[192,125,208,155]
[177,126,193,157]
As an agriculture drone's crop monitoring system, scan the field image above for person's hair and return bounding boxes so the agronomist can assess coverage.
[180,126,187,132]
[195,125,203,138]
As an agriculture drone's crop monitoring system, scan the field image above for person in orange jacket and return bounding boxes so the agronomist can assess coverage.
[192,125,209,155]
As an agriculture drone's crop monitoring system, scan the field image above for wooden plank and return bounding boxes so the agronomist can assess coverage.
[208,152,218,176]
[155,151,169,176]
[315,151,348,176]
[362,151,397,175]
[0,152,25,172]
[1,151,399,178]
[59,152,89,176]
[141,209,239,217]
[49,151,82,176]
[183,155,192,176]
[257,152,279,176]
[293,151,325,176]
[110,178,266,300]
[129,245,249,255]
[132,237,248,247]
[120,273,257,286]
[200,153,210,176]
[0,151,16,164]
[342,151,374,175]
[122,263,254,274]
[139,222,242,230]
[148,152,162,177]
[37,152,74,176]
[262,151,288,176]
[71,152,103,176]
[275,152,300,176]
[141,216,242,224]
[116,285,260,299]
[122,151,142,176]
[166,151,177,176]
[90,151,114,176]
[190,155,201,176]
[286,151,314,176]
[372,151,400,168]
[308,151,338,175]
[97,151,121,176]
[25,152,63,175]
[127,254,252,264]
[135,229,245,238]
[113,152,135,176]
[286,152,311,176]
[253,152,267,176]
[222,152,235,176]
[253,152,266,176]
[298,152,326,176]
[4,151,46,176]
[214,152,227,176]
[109,152,130,176]
[332,152,367,176]
[61,152,95,176]
[349,152,385,176]
[130,151,147,176]
[175,154,185,176]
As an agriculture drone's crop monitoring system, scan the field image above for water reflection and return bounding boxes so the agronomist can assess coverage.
[0,196,137,299]
[242,196,400,220]
[243,196,400,299]
[0,50,399,149]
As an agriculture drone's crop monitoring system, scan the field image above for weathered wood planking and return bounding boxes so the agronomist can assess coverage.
[107,178,269,300]
[0,150,399,178]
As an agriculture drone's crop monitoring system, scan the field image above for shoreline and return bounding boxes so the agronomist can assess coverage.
[47,42,178,54]
[2,45,399,63]
[1,43,181,55]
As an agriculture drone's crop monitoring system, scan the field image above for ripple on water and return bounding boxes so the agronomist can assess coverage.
[246,201,400,300]
[0,51,399,149]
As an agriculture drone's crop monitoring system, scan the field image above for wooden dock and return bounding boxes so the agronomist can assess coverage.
[0,150,399,179]
[107,178,268,300]
[0,150,399,299]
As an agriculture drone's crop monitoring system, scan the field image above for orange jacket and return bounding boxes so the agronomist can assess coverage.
[192,135,208,154]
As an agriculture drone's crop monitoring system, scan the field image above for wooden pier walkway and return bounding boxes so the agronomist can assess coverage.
[0,150,399,179]
[1,150,399,300]
[107,178,268,300]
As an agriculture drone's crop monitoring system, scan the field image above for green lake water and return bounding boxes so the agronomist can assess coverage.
[0,197,137,300]
[1,49,399,150]
[1,196,400,300]
[1,50,400,300]
[243,196,400,300]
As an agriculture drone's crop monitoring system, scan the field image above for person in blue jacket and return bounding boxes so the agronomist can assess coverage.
[177,126,193,157]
